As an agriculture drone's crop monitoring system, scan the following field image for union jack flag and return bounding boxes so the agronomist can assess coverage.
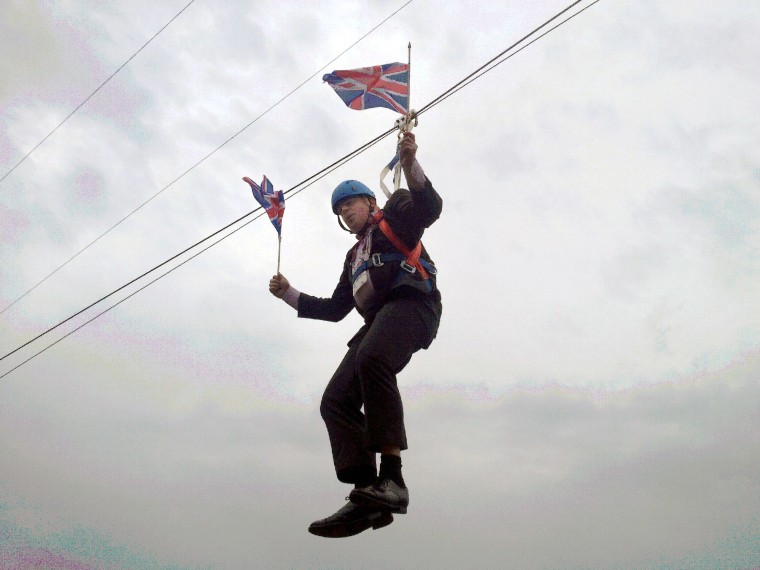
[323,62,409,114]
[243,175,285,235]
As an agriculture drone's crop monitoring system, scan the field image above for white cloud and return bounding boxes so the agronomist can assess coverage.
[1,1,759,568]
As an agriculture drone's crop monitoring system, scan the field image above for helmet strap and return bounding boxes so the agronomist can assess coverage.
[337,215,352,233]
[336,197,377,234]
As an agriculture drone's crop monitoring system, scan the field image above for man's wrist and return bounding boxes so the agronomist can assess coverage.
[404,159,426,188]
[282,286,300,310]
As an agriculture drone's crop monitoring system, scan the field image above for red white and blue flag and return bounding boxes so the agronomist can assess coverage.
[243,175,285,235]
[323,62,409,114]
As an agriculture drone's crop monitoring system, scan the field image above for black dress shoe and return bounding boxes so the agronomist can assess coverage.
[308,500,394,538]
[349,478,409,514]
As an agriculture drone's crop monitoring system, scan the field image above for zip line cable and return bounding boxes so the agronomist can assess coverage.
[1,0,600,379]
[0,211,265,381]
[0,0,593,372]
[0,0,414,318]
[0,125,397,368]
[0,129,395,380]
[417,0,601,118]
[416,0,582,117]
[0,0,197,185]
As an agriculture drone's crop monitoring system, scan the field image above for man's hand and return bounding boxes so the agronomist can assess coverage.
[269,273,290,298]
[399,131,425,187]
[399,131,418,170]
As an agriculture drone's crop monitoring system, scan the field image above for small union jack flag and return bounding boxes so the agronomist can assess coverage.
[243,175,285,235]
[323,62,409,114]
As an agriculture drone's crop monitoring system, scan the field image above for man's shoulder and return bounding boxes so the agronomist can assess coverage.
[381,189,412,217]
[385,188,412,206]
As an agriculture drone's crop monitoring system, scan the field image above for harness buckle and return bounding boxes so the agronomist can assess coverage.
[400,261,417,274]
[371,253,384,267]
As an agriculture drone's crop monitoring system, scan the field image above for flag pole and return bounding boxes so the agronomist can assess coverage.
[277,234,282,275]
[406,41,412,131]
[394,42,413,191]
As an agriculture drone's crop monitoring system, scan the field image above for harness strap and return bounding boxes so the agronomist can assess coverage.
[351,252,437,286]
[371,211,429,280]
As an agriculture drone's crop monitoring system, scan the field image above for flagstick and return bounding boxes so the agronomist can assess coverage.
[393,42,413,192]
[407,41,412,131]
[277,234,282,275]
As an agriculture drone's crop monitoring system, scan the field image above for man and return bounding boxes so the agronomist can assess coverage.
[268,132,442,538]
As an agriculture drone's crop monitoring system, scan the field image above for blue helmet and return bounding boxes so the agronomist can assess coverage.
[331,180,375,214]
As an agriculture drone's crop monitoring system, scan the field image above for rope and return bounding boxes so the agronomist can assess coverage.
[0,0,415,317]
[1,0,601,378]
[0,126,396,366]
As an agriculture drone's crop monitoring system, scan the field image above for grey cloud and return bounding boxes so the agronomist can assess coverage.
[7,353,758,568]
[2,1,760,568]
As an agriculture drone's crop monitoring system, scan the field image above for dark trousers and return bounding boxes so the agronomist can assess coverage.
[320,296,439,484]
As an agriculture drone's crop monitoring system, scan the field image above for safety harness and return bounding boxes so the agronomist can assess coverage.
[350,210,437,293]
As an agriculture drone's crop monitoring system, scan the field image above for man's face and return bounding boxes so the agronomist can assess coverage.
[338,196,372,233]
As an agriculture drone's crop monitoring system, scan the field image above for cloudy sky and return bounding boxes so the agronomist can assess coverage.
[1,0,759,568]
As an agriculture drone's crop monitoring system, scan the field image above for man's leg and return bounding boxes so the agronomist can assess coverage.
[350,297,435,513]
[356,297,432,453]
[319,340,376,485]
[311,339,391,538]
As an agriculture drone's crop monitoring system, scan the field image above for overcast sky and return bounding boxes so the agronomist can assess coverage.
[1,1,759,568]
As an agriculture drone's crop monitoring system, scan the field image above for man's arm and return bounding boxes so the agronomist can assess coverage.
[269,268,354,322]
[400,131,426,191]
[384,132,442,243]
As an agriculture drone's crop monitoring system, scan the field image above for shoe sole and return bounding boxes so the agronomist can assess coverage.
[308,511,393,538]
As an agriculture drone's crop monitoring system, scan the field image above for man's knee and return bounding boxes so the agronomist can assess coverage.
[320,379,358,422]
[356,334,419,381]
[320,391,337,421]
[355,344,389,378]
